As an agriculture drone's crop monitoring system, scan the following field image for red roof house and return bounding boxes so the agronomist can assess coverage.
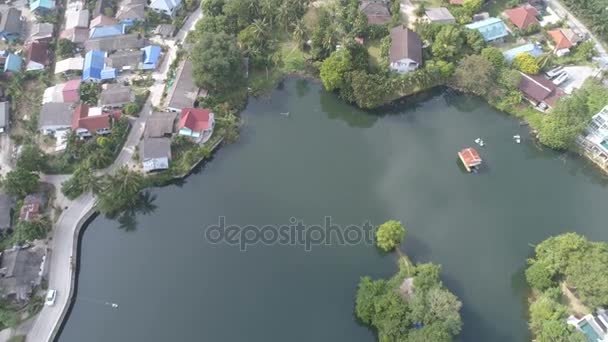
[62,79,81,103]
[177,108,215,143]
[26,41,49,71]
[518,72,564,109]
[548,29,574,51]
[72,104,112,136]
[504,5,539,30]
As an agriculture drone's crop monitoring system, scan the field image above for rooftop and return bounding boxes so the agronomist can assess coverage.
[359,0,391,25]
[425,7,455,22]
[179,108,213,131]
[166,59,202,111]
[145,111,177,137]
[389,26,422,64]
[504,5,539,30]
[85,33,145,52]
[465,17,509,42]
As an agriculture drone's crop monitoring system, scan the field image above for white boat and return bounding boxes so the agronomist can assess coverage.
[474,138,485,147]
[513,135,521,144]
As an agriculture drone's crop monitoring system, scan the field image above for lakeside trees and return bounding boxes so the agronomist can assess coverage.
[191,32,244,93]
[355,258,462,341]
[525,233,608,341]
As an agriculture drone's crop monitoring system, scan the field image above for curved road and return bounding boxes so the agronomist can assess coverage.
[25,8,203,342]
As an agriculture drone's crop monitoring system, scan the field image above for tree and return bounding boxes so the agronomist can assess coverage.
[539,92,589,149]
[16,145,48,172]
[191,31,244,93]
[415,3,426,17]
[56,38,75,59]
[320,50,353,92]
[375,220,405,251]
[11,219,50,243]
[310,8,337,60]
[355,276,387,324]
[425,287,463,335]
[481,47,505,68]
[414,263,442,292]
[96,166,144,217]
[525,259,556,291]
[123,102,141,116]
[499,68,522,90]
[79,82,100,106]
[512,52,540,74]
[348,70,393,109]
[3,169,39,198]
[452,54,496,96]
[463,28,485,54]
[291,20,308,50]
[432,26,464,60]
[535,320,586,342]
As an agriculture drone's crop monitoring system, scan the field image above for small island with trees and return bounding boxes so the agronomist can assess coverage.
[354,220,463,341]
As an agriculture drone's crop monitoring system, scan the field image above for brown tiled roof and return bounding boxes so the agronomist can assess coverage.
[504,5,539,30]
[389,26,422,64]
[359,1,391,25]
[518,73,564,107]
[27,42,49,65]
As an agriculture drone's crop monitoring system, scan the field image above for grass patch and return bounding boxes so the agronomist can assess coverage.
[281,42,307,73]
[367,39,383,71]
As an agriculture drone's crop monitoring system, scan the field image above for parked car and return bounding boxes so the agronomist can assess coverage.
[552,72,569,86]
[45,289,57,306]
[545,66,564,79]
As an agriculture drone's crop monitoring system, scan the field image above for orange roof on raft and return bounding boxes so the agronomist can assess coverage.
[459,148,482,167]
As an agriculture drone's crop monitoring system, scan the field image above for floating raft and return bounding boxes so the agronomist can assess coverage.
[458,147,482,173]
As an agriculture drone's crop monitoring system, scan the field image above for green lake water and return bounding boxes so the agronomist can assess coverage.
[58,78,608,342]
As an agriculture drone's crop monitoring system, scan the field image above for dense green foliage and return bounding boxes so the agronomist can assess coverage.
[79,82,100,106]
[538,79,608,150]
[56,39,75,59]
[11,219,51,244]
[355,258,462,341]
[320,50,353,92]
[2,169,40,198]
[191,31,244,93]
[524,233,606,341]
[512,53,540,74]
[375,220,406,252]
[452,54,496,96]
[559,0,608,42]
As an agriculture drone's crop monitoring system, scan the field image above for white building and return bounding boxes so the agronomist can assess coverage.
[388,26,422,74]
[148,0,181,17]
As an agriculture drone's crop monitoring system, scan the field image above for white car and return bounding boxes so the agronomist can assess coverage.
[552,72,569,86]
[45,289,57,306]
[545,66,564,79]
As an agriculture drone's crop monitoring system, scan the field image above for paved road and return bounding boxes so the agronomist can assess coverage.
[25,8,203,342]
[547,0,608,62]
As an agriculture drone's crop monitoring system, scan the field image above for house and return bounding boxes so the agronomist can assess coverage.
[65,8,90,30]
[43,79,80,103]
[149,0,181,17]
[116,0,146,22]
[0,193,13,232]
[3,53,21,73]
[140,137,171,172]
[166,59,204,112]
[0,102,9,134]
[503,43,543,61]
[19,193,47,222]
[177,108,215,143]
[82,50,118,82]
[154,24,175,38]
[145,111,177,137]
[26,42,50,71]
[465,18,509,42]
[359,0,391,25]
[583,105,608,157]
[60,27,90,44]
[0,246,45,303]
[89,24,126,39]
[90,14,118,28]
[98,83,133,107]
[39,102,73,134]
[518,72,564,110]
[567,310,608,342]
[0,8,22,41]
[548,28,580,56]
[30,0,55,13]
[141,45,161,70]
[504,5,540,30]
[28,23,54,42]
[388,26,422,74]
[425,7,455,24]
[54,56,85,74]
[93,0,114,17]
[105,50,143,70]
[72,104,113,137]
[85,33,144,52]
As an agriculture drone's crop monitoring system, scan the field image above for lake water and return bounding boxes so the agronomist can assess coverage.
[58,78,608,342]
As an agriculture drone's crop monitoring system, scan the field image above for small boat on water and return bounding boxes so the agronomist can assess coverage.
[513,135,521,144]
[458,147,482,173]
[280,112,290,117]
[474,138,485,147]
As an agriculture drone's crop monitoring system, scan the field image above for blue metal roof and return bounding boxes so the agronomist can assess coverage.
[83,50,109,81]
[503,43,543,61]
[89,25,126,39]
[100,67,118,80]
[141,45,161,69]
[466,18,509,42]
[3,53,21,72]
[30,0,55,10]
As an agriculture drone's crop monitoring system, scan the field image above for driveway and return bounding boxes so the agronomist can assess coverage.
[560,65,598,94]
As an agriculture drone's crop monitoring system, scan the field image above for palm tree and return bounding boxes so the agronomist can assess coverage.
[87,149,113,169]
[291,20,307,50]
